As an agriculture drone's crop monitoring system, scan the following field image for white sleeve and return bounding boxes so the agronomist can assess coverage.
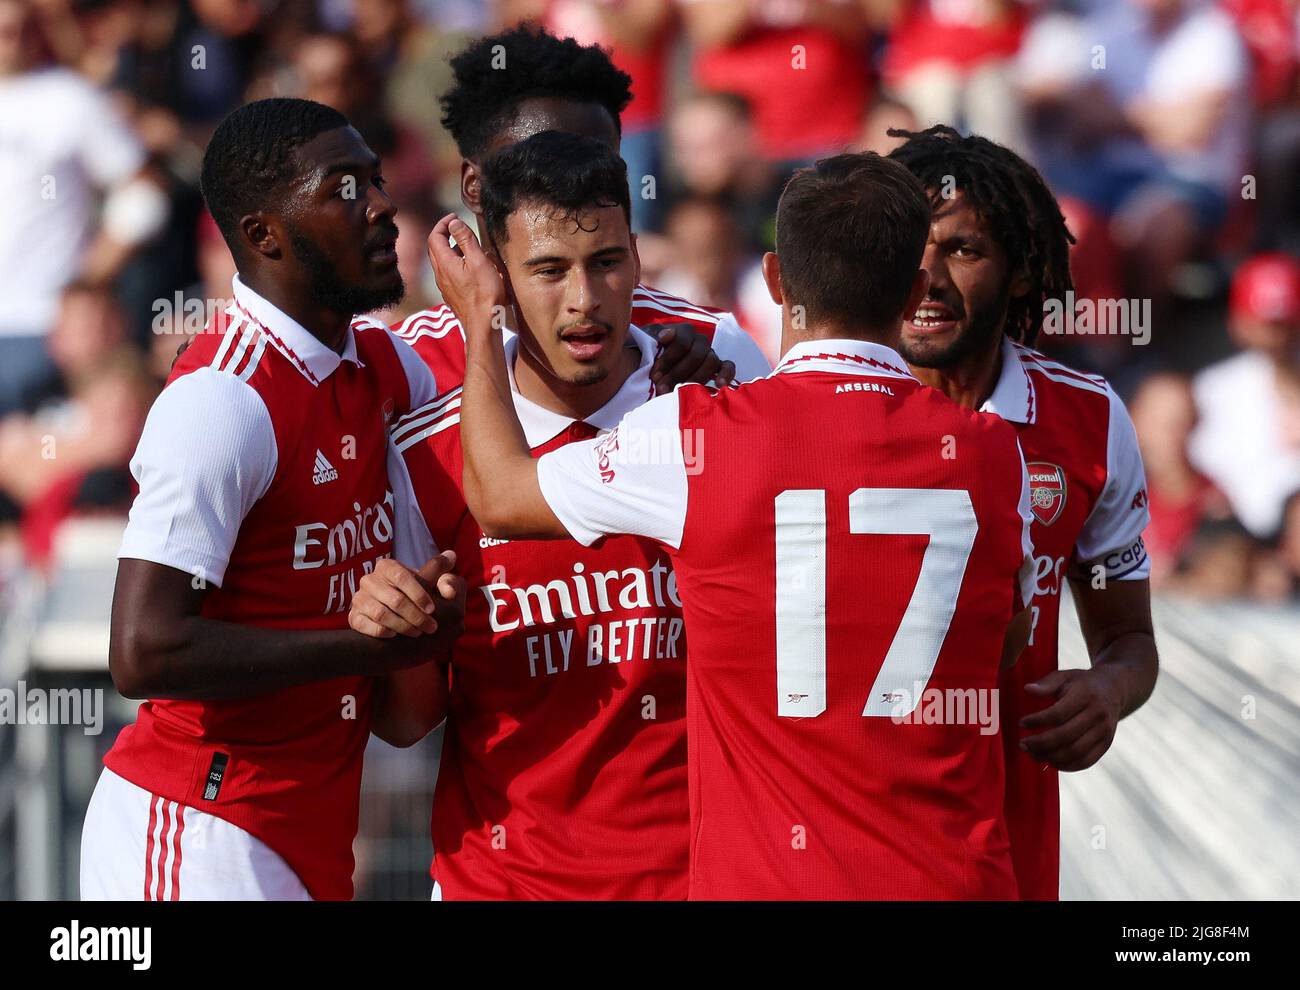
[1015,442,1036,609]
[386,438,438,567]
[1180,12,1246,94]
[536,389,690,549]
[713,312,773,382]
[118,369,277,587]
[1074,387,1151,581]
[76,83,146,187]
[388,330,439,408]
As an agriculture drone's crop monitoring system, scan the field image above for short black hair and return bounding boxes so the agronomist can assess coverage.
[200,98,349,257]
[776,153,931,332]
[440,25,632,161]
[888,125,1075,347]
[479,131,630,248]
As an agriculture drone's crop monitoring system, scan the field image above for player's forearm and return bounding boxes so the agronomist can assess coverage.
[460,316,560,540]
[371,663,450,747]
[110,613,455,702]
[1086,632,1158,719]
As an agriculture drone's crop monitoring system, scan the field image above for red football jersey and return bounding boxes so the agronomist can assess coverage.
[107,279,432,900]
[981,340,1149,900]
[387,328,689,898]
[537,339,1037,899]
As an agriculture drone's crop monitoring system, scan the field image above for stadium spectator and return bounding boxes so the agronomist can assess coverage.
[875,0,1030,152]
[1129,371,1232,584]
[664,90,782,253]
[1191,253,1300,539]
[503,0,676,231]
[677,0,870,166]
[0,284,153,555]
[1017,0,1250,322]
[850,94,920,156]
[0,0,168,415]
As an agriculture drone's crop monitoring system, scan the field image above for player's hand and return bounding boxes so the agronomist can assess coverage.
[170,335,192,371]
[650,323,736,394]
[426,214,508,336]
[1019,666,1124,771]
[350,552,464,640]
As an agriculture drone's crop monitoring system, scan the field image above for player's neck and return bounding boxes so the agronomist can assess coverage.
[908,342,1003,411]
[513,338,641,424]
[783,324,902,358]
[239,270,352,354]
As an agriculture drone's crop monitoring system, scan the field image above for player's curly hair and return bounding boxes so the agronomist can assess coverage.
[440,25,632,161]
[887,125,1075,348]
[480,131,630,248]
[200,98,349,258]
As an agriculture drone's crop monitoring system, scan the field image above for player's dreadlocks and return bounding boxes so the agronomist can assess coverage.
[887,125,1074,348]
[440,25,633,162]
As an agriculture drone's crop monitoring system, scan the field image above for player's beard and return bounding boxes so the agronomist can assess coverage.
[289,230,405,316]
[899,284,1010,370]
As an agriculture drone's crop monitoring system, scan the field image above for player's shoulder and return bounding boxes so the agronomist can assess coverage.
[389,304,463,344]
[387,305,467,388]
[1011,341,1113,399]
[170,308,278,397]
[390,386,464,459]
[631,283,728,336]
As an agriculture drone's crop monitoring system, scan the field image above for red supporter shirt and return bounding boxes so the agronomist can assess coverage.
[687,11,869,160]
[980,338,1150,900]
[536,338,1037,899]
[106,276,436,900]
[545,0,670,130]
[884,0,1026,81]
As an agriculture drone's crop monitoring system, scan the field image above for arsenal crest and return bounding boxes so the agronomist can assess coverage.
[1027,462,1067,526]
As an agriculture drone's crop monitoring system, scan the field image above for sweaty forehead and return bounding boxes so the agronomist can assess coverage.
[930,191,994,238]
[290,126,377,190]
[483,98,619,159]
[502,202,627,257]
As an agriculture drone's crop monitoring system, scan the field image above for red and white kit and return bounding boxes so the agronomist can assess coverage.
[387,289,770,899]
[82,276,435,900]
[390,282,772,391]
[981,338,1150,900]
[535,338,1036,900]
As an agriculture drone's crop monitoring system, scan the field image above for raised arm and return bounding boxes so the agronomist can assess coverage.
[426,215,571,541]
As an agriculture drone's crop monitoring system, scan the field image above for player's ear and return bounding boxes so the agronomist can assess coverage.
[239,213,281,261]
[904,268,930,321]
[460,160,482,215]
[761,252,783,305]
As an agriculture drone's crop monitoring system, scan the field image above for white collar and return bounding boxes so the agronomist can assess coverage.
[980,336,1037,424]
[507,324,658,448]
[231,275,362,385]
[773,338,918,381]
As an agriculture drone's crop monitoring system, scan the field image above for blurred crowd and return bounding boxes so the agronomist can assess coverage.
[0,0,1298,603]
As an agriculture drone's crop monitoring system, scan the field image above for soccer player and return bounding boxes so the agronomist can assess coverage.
[81,99,466,902]
[390,25,772,391]
[349,132,703,899]
[888,126,1158,900]
[432,149,1039,899]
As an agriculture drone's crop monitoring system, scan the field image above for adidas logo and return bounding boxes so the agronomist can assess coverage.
[312,449,339,485]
